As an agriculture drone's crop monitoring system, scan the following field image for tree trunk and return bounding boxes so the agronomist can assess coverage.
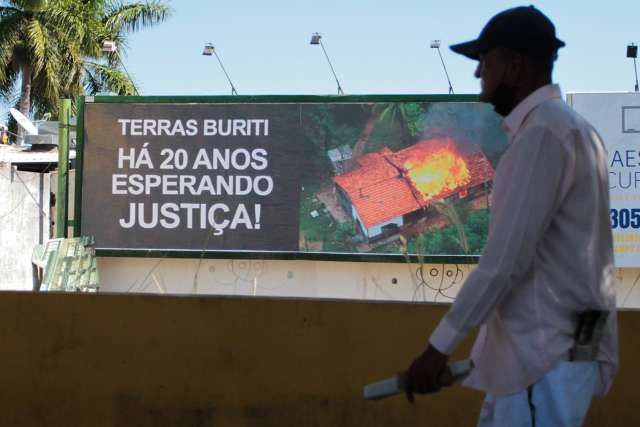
[399,116,410,147]
[352,108,380,158]
[18,64,32,141]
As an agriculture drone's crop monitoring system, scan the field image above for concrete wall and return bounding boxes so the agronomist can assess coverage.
[96,257,640,309]
[98,257,469,302]
[0,164,50,290]
[0,292,636,427]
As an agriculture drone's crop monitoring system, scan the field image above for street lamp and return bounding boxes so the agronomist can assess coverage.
[627,43,639,92]
[310,33,345,95]
[102,40,117,53]
[101,40,136,94]
[202,43,239,95]
[430,40,454,94]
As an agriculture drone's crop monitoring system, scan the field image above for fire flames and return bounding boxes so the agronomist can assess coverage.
[404,144,471,200]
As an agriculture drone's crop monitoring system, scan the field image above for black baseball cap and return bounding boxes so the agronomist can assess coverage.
[450,5,565,60]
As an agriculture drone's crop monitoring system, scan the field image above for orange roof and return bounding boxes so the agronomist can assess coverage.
[341,177,422,229]
[356,148,393,168]
[334,138,494,229]
[333,155,421,228]
[333,156,398,194]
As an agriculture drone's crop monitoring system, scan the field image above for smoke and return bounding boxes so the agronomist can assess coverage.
[419,102,508,167]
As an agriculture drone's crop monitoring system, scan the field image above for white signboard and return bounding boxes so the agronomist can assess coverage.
[568,92,640,267]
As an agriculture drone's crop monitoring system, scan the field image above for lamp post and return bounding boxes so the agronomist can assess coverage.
[430,40,454,95]
[310,33,344,95]
[627,43,639,92]
[202,43,239,95]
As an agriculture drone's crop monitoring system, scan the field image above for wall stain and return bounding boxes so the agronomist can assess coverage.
[114,394,214,427]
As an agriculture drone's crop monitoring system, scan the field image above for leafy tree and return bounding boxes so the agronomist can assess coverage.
[464,208,490,254]
[301,104,364,190]
[376,102,425,147]
[432,199,469,254]
[351,104,380,158]
[0,0,171,119]
[407,207,490,256]
[352,102,426,157]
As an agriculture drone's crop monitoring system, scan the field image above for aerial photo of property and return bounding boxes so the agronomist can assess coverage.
[298,101,508,256]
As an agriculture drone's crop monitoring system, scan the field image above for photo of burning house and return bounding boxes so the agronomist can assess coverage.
[333,138,494,242]
[298,101,507,256]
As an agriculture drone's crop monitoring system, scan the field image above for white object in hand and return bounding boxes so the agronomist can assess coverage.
[363,359,474,400]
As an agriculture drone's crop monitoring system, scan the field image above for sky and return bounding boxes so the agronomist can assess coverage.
[119,0,640,97]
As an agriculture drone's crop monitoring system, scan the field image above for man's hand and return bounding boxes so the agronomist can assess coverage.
[404,344,451,403]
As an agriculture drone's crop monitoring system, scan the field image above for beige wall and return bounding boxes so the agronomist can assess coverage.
[97,257,640,308]
[0,164,51,290]
[0,292,636,427]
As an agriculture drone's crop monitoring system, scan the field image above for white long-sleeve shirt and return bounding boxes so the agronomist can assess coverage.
[429,84,618,397]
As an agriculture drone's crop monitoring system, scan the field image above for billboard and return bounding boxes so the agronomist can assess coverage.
[79,97,507,260]
[568,92,640,267]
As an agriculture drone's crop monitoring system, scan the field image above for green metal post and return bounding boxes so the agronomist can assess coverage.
[73,96,85,237]
[56,99,71,238]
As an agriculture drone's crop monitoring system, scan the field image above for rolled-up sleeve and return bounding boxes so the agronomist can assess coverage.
[430,127,569,354]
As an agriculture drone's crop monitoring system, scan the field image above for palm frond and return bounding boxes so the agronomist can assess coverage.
[8,1,47,13]
[0,65,19,100]
[25,18,46,73]
[0,12,24,80]
[84,67,101,95]
[105,1,171,34]
[0,6,24,18]
[87,63,138,96]
[42,5,86,47]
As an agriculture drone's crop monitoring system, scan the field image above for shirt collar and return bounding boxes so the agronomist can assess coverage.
[502,84,562,141]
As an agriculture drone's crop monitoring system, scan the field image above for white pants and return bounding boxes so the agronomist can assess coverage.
[477,361,599,427]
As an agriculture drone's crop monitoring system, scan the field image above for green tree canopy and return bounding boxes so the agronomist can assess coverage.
[0,0,171,118]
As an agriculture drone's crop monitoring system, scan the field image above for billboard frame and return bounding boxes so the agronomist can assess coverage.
[73,93,482,264]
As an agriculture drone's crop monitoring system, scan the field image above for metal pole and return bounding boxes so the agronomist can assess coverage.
[634,57,639,92]
[213,51,238,95]
[319,40,344,95]
[73,96,85,237]
[56,99,71,238]
[436,47,454,94]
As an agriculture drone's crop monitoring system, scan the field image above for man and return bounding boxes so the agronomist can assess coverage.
[405,6,618,426]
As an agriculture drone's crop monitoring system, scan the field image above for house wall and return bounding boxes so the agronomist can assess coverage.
[335,186,352,218]
[0,164,51,290]
[350,205,403,239]
[351,204,367,236]
[365,216,403,239]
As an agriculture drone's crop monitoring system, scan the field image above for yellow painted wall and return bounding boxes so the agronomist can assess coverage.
[0,292,637,426]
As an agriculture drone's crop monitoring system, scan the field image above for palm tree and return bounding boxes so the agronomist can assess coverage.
[0,0,170,121]
[75,0,171,101]
[376,102,424,147]
[0,0,64,118]
[352,102,425,158]
[351,104,380,158]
